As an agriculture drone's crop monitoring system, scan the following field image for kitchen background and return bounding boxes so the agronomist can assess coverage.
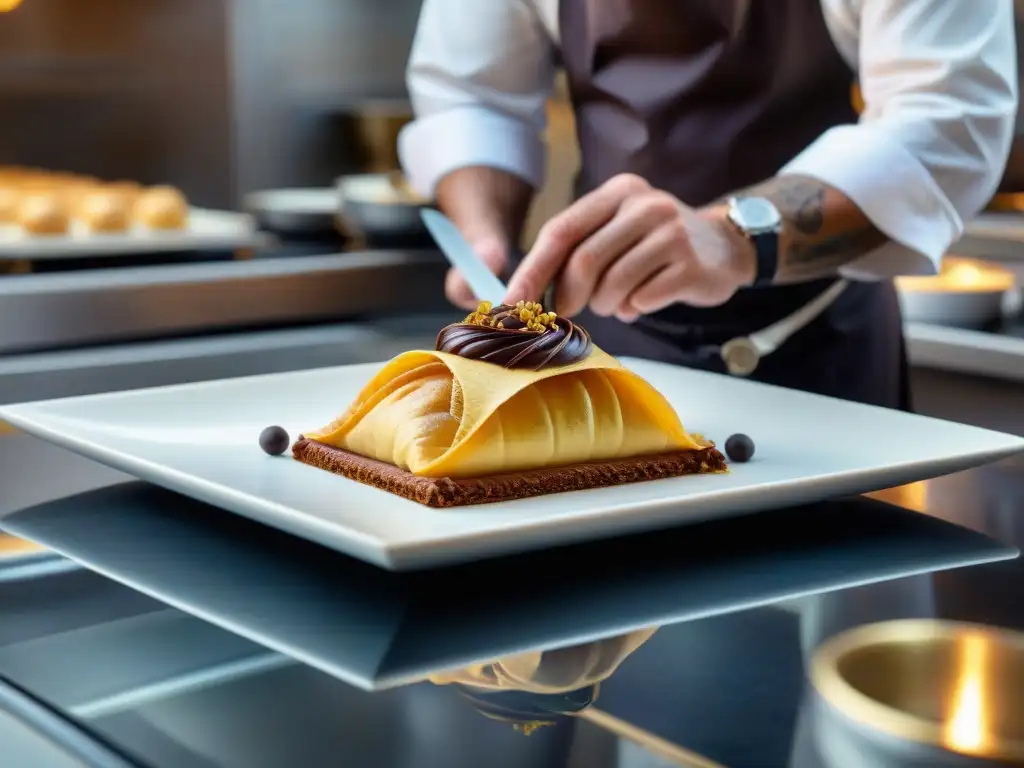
[0,0,1023,515]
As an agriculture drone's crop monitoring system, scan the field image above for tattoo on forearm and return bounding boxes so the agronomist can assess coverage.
[790,186,825,235]
[728,174,887,282]
[783,227,887,280]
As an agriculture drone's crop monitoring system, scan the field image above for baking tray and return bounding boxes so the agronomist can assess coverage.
[0,208,266,260]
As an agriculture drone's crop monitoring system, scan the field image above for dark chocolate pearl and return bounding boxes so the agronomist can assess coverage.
[259,425,290,456]
[725,433,755,463]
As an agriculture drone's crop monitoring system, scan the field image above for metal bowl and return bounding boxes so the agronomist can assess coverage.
[896,257,1016,328]
[244,188,343,240]
[811,620,1024,767]
[336,172,432,246]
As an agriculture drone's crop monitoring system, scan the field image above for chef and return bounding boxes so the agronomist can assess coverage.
[399,0,1017,410]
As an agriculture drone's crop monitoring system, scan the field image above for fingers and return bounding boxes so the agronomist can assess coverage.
[624,262,689,316]
[588,225,678,317]
[444,234,508,310]
[445,269,480,310]
[505,173,648,307]
[557,193,673,317]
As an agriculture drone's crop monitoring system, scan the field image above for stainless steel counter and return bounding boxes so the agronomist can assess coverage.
[958,213,1024,261]
[903,214,1024,383]
[0,251,448,355]
[904,321,1024,383]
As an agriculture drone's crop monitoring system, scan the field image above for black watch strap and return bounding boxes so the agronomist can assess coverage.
[751,230,780,287]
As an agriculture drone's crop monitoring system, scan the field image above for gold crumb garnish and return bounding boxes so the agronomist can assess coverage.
[464,299,559,332]
[463,300,495,326]
[513,721,552,736]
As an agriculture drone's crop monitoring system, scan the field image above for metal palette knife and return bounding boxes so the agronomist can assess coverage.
[420,209,559,309]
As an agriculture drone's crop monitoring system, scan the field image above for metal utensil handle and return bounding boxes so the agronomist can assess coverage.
[542,281,558,311]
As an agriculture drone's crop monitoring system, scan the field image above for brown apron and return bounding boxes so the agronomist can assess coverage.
[558,0,911,410]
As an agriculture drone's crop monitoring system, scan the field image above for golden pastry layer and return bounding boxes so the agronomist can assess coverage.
[304,346,708,479]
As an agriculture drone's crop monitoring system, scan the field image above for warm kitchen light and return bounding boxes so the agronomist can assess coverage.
[943,633,989,755]
[0,0,23,11]
[896,256,1015,294]
[867,480,928,511]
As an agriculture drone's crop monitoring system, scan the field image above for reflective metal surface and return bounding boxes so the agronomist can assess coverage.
[0,456,1019,767]
[4,484,1014,692]
[0,251,447,354]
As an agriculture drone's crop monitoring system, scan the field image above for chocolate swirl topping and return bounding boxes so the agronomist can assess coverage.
[436,301,593,371]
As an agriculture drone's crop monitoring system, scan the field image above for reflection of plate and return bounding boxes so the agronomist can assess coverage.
[896,257,1016,327]
[3,483,1014,690]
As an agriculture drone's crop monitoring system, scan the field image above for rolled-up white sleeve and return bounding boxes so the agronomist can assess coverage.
[783,0,1018,278]
[398,0,557,198]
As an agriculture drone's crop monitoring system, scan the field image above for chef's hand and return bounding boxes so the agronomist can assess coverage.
[504,174,757,321]
[445,228,508,310]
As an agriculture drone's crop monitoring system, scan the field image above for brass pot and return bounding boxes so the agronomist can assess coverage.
[811,620,1024,767]
[350,107,413,174]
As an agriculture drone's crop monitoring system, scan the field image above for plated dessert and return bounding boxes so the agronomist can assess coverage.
[289,301,728,507]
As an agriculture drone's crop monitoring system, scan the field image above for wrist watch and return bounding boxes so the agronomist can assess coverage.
[726,196,782,287]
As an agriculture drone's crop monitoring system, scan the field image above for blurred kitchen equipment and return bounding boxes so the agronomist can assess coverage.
[986,193,1024,213]
[349,105,413,174]
[337,171,432,247]
[896,257,1018,328]
[243,187,345,243]
[811,619,1024,767]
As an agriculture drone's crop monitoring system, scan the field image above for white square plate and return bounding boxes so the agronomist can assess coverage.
[1,359,1021,570]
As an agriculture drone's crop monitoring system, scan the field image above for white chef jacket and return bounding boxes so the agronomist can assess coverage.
[399,0,1018,278]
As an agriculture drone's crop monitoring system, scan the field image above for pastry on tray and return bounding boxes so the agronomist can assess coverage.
[18,193,70,235]
[78,191,131,233]
[292,301,727,507]
[133,185,189,230]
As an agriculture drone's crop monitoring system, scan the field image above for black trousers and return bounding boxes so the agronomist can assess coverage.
[577,279,911,411]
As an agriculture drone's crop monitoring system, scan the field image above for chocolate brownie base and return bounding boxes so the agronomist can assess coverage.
[291,437,728,508]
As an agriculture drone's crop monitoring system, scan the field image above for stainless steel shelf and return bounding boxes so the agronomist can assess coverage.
[0,250,448,355]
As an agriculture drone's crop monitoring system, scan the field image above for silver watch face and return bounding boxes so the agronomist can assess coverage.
[729,197,782,234]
